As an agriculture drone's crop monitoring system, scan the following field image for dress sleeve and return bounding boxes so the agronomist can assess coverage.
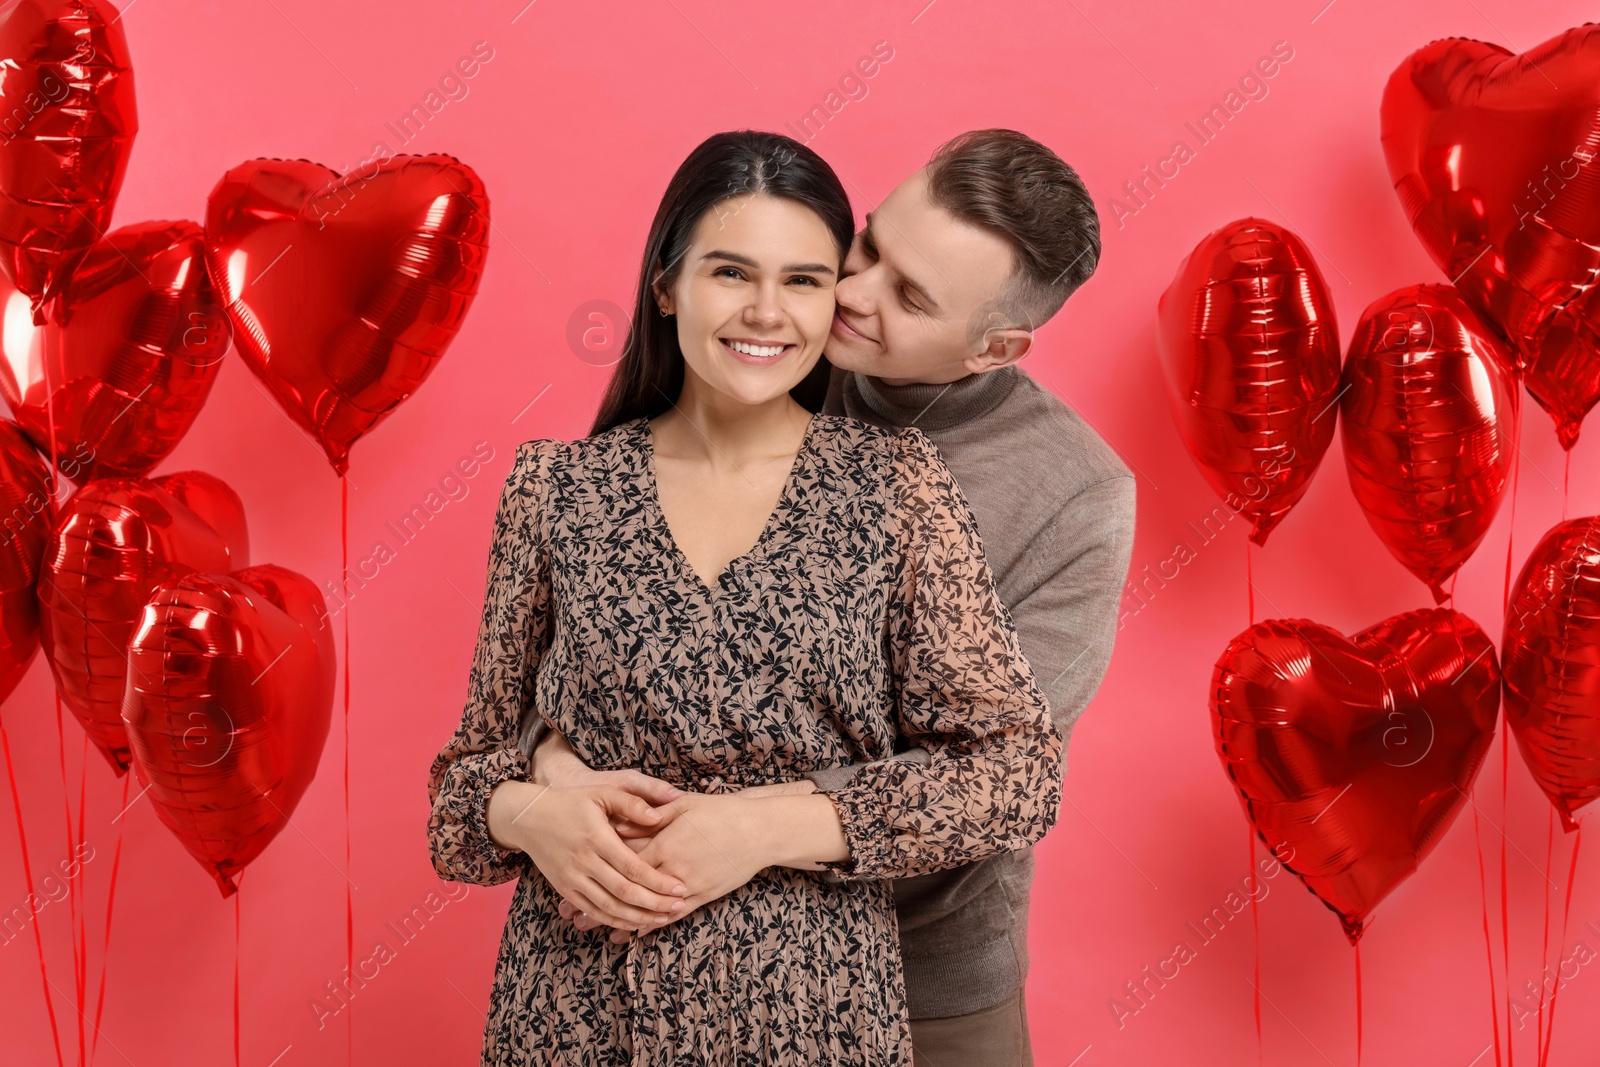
[803,473,1136,791]
[426,440,557,886]
[816,427,1064,880]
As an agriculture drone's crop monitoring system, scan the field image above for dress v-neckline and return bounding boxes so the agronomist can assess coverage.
[637,414,818,595]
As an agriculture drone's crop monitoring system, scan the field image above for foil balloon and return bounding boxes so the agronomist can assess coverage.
[0,419,53,703]
[1502,516,1600,830]
[0,0,137,325]
[38,472,241,772]
[151,469,248,568]
[203,155,490,476]
[123,564,334,896]
[0,221,232,483]
[1381,25,1600,447]
[1340,285,1516,603]
[1212,608,1500,942]
[1525,286,1600,450]
[1156,217,1343,545]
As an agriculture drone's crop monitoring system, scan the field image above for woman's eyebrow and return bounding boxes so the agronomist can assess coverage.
[700,250,837,276]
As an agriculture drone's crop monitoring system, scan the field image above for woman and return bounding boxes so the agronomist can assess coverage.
[426,129,1061,1065]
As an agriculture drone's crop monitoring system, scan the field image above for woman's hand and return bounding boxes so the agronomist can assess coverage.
[637,793,774,908]
[564,793,780,941]
[530,731,695,849]
[487,778,690,931]
[568,790,849,942]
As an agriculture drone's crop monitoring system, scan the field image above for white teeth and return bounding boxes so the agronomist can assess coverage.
[725,340,787,358]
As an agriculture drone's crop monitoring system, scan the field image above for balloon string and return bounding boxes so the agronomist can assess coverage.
[1473,798,1505,1067]
[1539,821,1581,1067]
[1560,450,1570,523]
[1245,542,1261,1064]
[1501,379,1522,617]
[1499,383,1522,1067]
[1535,809,1553,1062]
[1,701,66,1066]
[1354,939,1362,1067]
[54,688,83,1066]
[1245,540,1254,626]
[39,297,81,1067]
[1248,830,1262,1066]
[1501,718,1514,1067]
[234,890,241,1067]
[341,473,353,1066]
[89,770,129,1066]
[76,730,88,1063]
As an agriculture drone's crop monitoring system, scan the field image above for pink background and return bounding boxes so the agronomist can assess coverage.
[4,0,1599,1063]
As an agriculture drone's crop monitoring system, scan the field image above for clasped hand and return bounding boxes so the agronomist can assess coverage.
[529,732,817,943]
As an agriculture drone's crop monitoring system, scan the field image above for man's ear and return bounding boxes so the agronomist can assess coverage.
[961,326,1033,376]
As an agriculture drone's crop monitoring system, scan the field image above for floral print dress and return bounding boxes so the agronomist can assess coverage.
[426,414,1061,1066]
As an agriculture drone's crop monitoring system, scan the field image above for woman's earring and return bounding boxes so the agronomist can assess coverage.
[659,306,669,317]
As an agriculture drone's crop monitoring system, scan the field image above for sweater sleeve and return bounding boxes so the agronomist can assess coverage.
[1005,475,1136,771]
[426,440,557,886]
[815,428,1063,881]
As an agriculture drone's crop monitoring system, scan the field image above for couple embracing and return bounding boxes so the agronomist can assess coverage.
[427,127,1136,1066]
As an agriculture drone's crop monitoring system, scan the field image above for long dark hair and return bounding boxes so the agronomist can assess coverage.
[589,130,854,436]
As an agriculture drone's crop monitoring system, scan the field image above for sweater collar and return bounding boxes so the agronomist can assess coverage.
[846,364,1021,433]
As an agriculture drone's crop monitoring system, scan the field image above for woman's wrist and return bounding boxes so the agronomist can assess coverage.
[751,793,851,869]
[486,778,545,852]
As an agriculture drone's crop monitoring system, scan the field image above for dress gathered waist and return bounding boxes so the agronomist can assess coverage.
[622,760,848,793]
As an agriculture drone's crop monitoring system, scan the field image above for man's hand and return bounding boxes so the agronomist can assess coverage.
[531,730,685,806]
[736,778,819,798]
[487,779,689,931]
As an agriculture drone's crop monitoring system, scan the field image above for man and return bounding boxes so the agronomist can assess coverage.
[528,128,1136,1065]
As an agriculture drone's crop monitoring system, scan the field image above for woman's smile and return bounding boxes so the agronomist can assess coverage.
[719,335,798,365]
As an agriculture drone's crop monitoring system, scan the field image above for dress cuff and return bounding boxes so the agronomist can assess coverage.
[816,780,894,879]
[468,747,534,876]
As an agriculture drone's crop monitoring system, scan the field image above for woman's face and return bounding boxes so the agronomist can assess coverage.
[655,192,839,409]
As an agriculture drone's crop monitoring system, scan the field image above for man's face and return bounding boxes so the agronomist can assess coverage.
[828,167,1022,387]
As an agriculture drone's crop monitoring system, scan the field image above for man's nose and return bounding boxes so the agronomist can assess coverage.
[835,271,870,314]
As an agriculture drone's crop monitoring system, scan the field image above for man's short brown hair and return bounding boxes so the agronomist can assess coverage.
[923,128,1101,333]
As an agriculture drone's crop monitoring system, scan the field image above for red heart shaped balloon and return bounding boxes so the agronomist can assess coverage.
[1340,284,1516,602]
[1212,608,1500,942]
[124,564,334,896]
[150,469,249,569]
[38,472,240,772]
[1502,515,1600,831]
[0,419,54,702]
[1157,217,1343,545]
[0,0,137,325]
[0,221,232,483]
[203,155,490,476]
[1523,286,1600,450]
[1381,25,1600,447]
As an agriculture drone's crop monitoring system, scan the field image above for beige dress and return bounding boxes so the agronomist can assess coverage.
[426,414,1061,1066]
